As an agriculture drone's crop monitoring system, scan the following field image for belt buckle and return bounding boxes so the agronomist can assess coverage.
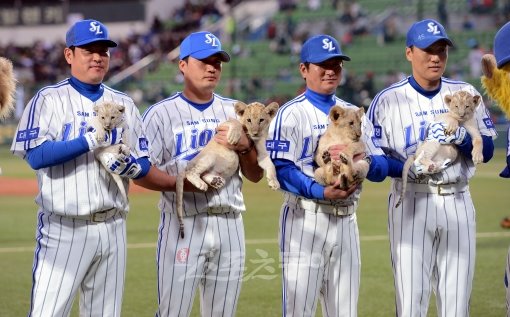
[208,207,224,215]
[91,211,107,222]
[437,184,453,195]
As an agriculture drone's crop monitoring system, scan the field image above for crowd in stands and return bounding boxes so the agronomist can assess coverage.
[1,0,508,124]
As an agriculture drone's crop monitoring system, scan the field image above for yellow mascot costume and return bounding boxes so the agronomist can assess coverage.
[481,24,510,178]
[480,20,510,315]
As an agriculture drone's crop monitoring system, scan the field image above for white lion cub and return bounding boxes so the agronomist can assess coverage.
[395,90,482,208]
[175,101,279,238]
[314,105,368,190]
[90,101,131,201]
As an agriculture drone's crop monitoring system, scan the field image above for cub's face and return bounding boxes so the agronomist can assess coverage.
[328,105,364,141]
[444,91,480,122]
[235,101,279,140]
[94,102,125,130]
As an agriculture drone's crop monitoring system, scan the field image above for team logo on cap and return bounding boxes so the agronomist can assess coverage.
[89,21,104,35]
[426,22,441,35]
[322,38,336,52]
[205,33,219,47]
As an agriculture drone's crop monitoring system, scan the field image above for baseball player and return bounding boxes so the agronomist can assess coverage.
[10,19,170,317]
[135,31,263,317]
[363,19,496,316]
[267,34,394,317]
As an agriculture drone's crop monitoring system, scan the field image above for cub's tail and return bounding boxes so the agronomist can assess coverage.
[395,155,415,208]
[176,172,185,239]
[112,174,128,202]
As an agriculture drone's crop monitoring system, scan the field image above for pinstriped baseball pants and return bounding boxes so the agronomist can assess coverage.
[279,205,360,317]
[155,211,245,317]
[389,189,476,317]
[28,210,126,317]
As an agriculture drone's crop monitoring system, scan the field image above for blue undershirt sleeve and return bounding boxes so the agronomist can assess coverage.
[134,157,151,179]
[26,136,90,169]
[273,158,325,200]
[365,155,403,182]
[457,134,494,163]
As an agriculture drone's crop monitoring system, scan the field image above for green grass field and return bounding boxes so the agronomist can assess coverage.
[1,145,509,316]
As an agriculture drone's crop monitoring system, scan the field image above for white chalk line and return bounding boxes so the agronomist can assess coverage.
[2,231,510,254]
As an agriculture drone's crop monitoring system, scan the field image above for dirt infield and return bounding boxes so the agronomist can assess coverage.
[0,177,152,196]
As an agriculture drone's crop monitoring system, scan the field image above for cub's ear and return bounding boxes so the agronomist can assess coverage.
[444,94,453,106]
[118,104,125,113]
[356,106,365,117]
[265,102,279,118]
[93,104,99,112]
[472,95,481,106]
[234,101,247,117]
[329,105,345,122]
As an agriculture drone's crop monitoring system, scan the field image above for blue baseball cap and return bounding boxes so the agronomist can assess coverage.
[66,19,117,48]
[300,34,350,63]
[406,19,453,49]
[494,21,510,68]
[179,31,230,62]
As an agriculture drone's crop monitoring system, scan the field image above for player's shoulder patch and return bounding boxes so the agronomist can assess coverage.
[16,127,39,142]
[483,117,495,129]
[266,139,290,152]
[138,137,149,152]
[373,125,382,139]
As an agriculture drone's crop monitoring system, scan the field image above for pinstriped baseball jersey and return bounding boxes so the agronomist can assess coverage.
[365,77,497,184]
[268,93,362,316]
[11,79,148,215]
[269,93,362,207]
[142,92,246,216]
[142,92,246,317]
[364,76,496,317]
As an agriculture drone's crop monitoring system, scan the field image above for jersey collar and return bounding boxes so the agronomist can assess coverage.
[179,92,214,111]
[409,76,441,99]
[68,76,104,102]
[304,88,336,115]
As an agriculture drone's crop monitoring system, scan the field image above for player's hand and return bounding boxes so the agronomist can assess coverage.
[323,181,358,200]
[426,121,466,145]
[84,127,124,150]
[99,152,142,179]
[214,127,252,153]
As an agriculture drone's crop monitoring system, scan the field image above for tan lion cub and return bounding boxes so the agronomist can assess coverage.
[90,101,131,201]
[395,90,482,208]
[235,101,280,190]
[314,105,368,190]
[0,57,15,120]
[0,57,16,175]
[175,101,279,238]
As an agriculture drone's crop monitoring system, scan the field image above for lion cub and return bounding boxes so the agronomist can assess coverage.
[0,57,15,120]
[175,101,279,238]
[395,90,482,207]
[314,105,368,190]
[0,57,16,175]
[90,101,131,201]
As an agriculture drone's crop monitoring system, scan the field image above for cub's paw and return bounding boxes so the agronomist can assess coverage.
[267,177,280,190]
[322,151,331,164]
[444,123,459,136]
[209,176,226,189]
[472,150,483,165]
[338,153,353,166]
